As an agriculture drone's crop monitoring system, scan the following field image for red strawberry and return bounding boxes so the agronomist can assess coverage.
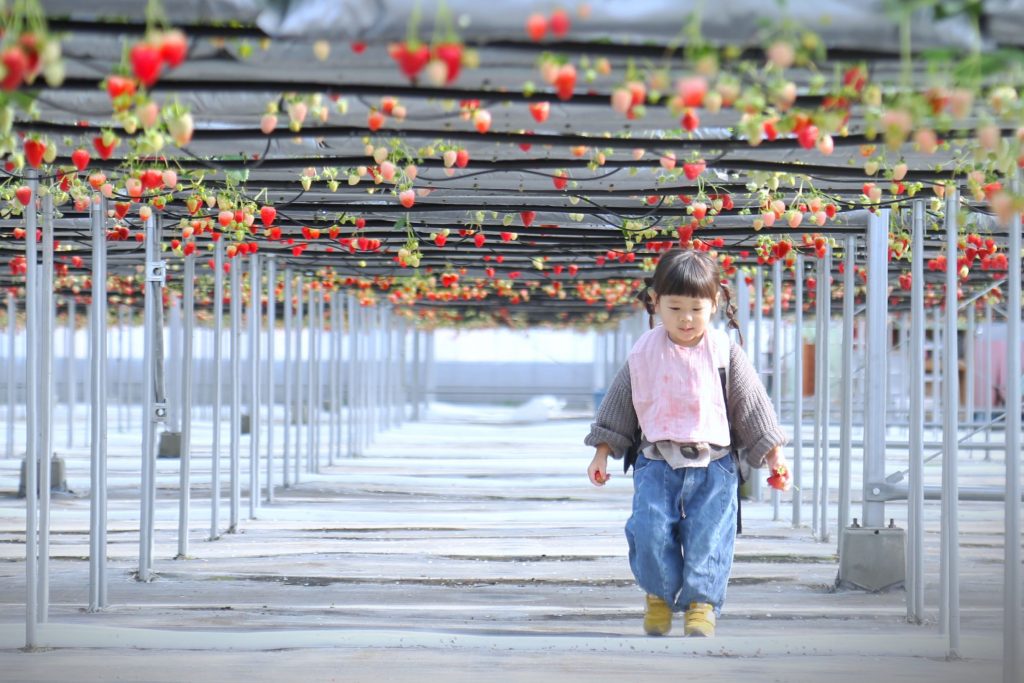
[71,255,83,268]
[130,42,163,87]
[15,186,32,206]
[434,43,463,84]
[105,75,137,100]
[797,124,819,150]
[528,101,550,123]
[389,42,430,80]
[261,206,276,226]
[23,139,46,168]
[552,170,568,190]
[93,136,117,160]
[71,148,91,171]
[159,30,188,68]
[140,169,163,190]
[455,148,470,168]
[681,108,699,132]
[0,46,28,91]
[677,76,708,108]
[549,9,571,37]
[520,211,536,227]
[434,233,447,247]
[526,13,547,41]
[351,41,367,54]
[568,264,578,276]
[682,159,706,180]
[554,64,576,101]
[368,110,385,132]
[767,465,790,491]
[474,232,486,247]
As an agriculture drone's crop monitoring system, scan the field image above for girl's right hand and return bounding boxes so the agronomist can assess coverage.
[588,451,610,487]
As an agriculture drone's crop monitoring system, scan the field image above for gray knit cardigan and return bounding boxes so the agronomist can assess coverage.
[585,342,787,469]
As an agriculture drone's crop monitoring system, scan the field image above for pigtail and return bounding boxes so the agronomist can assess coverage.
[635,277,656,329]
[720,280,744,346]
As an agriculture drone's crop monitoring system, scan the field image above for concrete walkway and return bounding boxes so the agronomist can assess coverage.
[0,403,1012,682]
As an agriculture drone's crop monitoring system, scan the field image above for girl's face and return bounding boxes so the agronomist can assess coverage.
[653,293,717,347]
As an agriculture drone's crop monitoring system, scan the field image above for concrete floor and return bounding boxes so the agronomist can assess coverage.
[0,402,1015,682]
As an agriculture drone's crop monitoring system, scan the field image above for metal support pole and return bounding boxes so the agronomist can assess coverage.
[265,257,276,504]
[177,254,195,558]
[839,236,856,555]
[908,201,926,624]
[6,292,14,460]
[88,194,109,611]
[293,276,303,484]
[329,293,339,466]
[1002,173,1023,683]
[117,306,127,433]
[862,209,890,529]
[316,291,325,471]
[210,239,224,540]
[283,269,292,487]
[38,192,55,620]
[817,243,832,543]
[965,301,975,429]
[248,253,261,519]
[167,293,182,432]
[66,297,75,449]
[24,171,39,647]
[139,213,163,581]
[771,260,783,521]
[940,190,961,657]
[410,327,420,421]
[792,255,804,528]
[348,295,359,456]
[228,255,241,533]
[306,288,316,473]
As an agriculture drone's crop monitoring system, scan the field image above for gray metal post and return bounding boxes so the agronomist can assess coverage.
[907,200,926,624]
[839,236,856,554]
[965,302,975,428]
[307,288,316,473]
[348,295,359,456]
[228,255,241,533]
[932,305,943,433]
[248,252,261,519]
[293,276,303,484]
[1002,175,1023,683]
[410,327,420,421]
[329,293,339,466]
[24,171,39,647]
[167,293,182,432]
[817,244,832,543]
[210,239,224,540]
[283,269,292,487]
[117,306,127,433]
[88,194,109,610]
[66,297,75,449]
[792,255,804,528]
[985,301,994,454]
[38,192,55,620]
[754,269,763,373]
[862,209,890,529]
[316,291,325,471]
[771,260,783,520]
[6,292,14,460]
[177,254,195,558]
[266,256,276,504]
[139,213,163,581]
[940,190,961,657]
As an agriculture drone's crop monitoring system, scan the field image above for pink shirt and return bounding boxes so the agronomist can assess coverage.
[627,326,731,447]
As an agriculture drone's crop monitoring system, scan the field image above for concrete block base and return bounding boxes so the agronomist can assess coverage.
[837,525,906,592]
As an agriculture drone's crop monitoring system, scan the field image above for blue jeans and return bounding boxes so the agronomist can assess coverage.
[625,454,738,614]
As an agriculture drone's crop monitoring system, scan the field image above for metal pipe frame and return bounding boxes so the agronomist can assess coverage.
[838,235,856,555]
[862,209,890,529]
[940,191,961,657]
[316,290,325,471]
[248,252,261,520]
[1002,173,1023,683]
[167,292,182,433]
[228,254,241,533]
[771,260,782,521]
[349,295,359,455]
[265,256,276,504]
[329,293,340,466]
[792,254,804,528]
[306,288,316,473]
[66,296,75,449]
[138,213,162,581]
[6,292,14,461]
[817,243,832,543]
[88,194,109,611]
[293,275,303,484]
[177,254,196,558]
[908,200,926,624]
[37,193,55,620]
[116,305,127,433]
[23,171,39,647]
[282,269,292,487]
[210,239,224,540]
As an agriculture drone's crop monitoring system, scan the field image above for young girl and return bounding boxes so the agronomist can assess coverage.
[585,248,789,638]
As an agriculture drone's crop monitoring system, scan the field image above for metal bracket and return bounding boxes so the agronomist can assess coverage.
[146,260,167,284]
[152,402,168,423]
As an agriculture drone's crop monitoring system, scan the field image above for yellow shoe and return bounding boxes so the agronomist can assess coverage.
[643,594,672,636]
[683,602,716,637]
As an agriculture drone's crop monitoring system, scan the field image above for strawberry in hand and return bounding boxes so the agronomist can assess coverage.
[767,464,791,491]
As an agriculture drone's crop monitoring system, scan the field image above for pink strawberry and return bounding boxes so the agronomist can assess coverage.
[399,189,415,208]
[677,76,708,108]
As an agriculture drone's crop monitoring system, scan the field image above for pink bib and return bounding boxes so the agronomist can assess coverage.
[627,326,731,447]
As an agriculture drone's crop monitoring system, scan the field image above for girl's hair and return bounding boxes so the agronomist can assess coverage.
[636,248,743,344]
